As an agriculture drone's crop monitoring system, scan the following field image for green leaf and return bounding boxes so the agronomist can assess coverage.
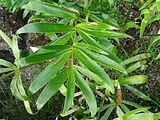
[0,68,14,73]
[0,29,12,48]
[120,104,130,113]
[74,43,108,55]
[140,15,152,38]
[41,45,71,51]
[116,105,124,118]
[139,0,153,10]
[74,49,114,93]
[89,13,103,22]
[74,65,105,86]
[80,28,132,39]
[100,107,113,120]
[155,53,160,60]
[74,69,97,117]
[126,60,147,73]
[17,47,70,67]
[123,100,143,108]
[121,53,151,65]
[77,22,118,31]
[119,75,148,85]
[128,113,154,120]
[63,67,75,114]
[123,22,139,32]
[148,36,160,50]
[22,1,78,19]
[36,67,70,110]
[122,107,150,119]
[50,32,74,45]
[10,73,27,100]
[61,106,80,117]
[124,85,152,101]
[0,59,16,69]
[77,29,100,47]
[28,14,55,23]
[16,23,74,34]
[12,35,20,60]
[80,48,127,74]
[29,51,71,94]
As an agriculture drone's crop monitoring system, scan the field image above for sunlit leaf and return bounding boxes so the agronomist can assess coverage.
[63,67,75,114]
[119,75,148,85]
[36,67,70,110]
[22,1,78,18]
[16,23,74,34]
[29,52,71,94]
[74,69,97,117]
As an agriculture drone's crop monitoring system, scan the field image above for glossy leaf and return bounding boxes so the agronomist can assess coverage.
[10,73,27,100]
[0,59,16,69]
[139,0,153,10]
[127,60,146,73]
[122,107,150,119]
[140,15,152,38]
[0,68,14,73]
[63,67,75,114]
[119,75,148,85]
[29,52,71,94]
[17,48,70,67]
[22,1,78,19]
[77,22,118,31]
[50,32,74,45]
[80,48,127,74]
[148,36,160,50]
[75,69,97,117]
[100,107,113,120]
[77,29,100,47]
[12,35,20,59]
[74,65,105,86]
[123,100,143,108]
[0,29,12,48]
[123,22,139,32]
[16,23,74,34]
[80,28,132,39]
[74,43,108,55]
[155,53,160,60]
[36,67,70,110]
[121,53,151,65]
[74,49,114,93]
[61,106,79,117]
[124,85,152,101]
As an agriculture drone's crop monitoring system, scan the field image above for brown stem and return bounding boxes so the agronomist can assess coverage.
[117,83,122,105]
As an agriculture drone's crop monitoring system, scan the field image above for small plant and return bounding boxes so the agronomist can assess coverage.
[0,0,159,119]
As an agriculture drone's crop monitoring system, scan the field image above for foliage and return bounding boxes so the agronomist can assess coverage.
[0,0,159,119]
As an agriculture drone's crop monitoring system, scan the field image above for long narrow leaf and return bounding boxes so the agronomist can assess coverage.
[121,53,151,65]
[80,48,127,74]
[0,59,16,69]
[63,67,75,114]
[16,23,74,34]
[75,69,97,117]
[29,51,71,94]
[74,49,114,93]
[22,1,78,19]
[0,29,12,48]
[119,75,148,85]
[124,85,152,101]
[80,28,132,39]
[17,48,70,67]
[36,67,70,110]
